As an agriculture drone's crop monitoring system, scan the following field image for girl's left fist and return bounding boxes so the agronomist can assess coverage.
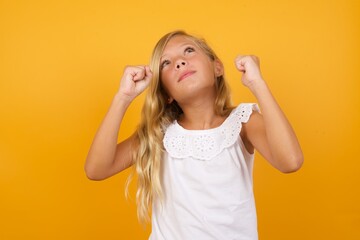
[234,55,264,88]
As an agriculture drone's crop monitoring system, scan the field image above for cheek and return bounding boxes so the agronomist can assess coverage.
[160,69,171,83]
[160,75,174,95]
[160,74,169,88]
[161,69,177,85]
[199,62,216,82]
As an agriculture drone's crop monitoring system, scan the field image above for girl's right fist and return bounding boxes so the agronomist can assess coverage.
[118,65,152,102]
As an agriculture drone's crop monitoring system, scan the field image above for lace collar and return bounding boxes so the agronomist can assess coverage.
[163,103,259,160]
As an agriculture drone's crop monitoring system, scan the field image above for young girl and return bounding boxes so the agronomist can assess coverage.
[85,30,303,240]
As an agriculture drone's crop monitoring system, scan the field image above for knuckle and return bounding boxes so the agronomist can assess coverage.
[124,65,132,72]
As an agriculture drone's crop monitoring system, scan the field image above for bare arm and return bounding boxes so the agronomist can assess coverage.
[235,55,303,173]
[84,66,152,180]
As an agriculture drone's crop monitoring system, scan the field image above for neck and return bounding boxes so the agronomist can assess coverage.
[177,96,225,130]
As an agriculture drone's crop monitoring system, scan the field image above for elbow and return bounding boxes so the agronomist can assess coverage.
[85,172,103,181]
[84,164,107,181]
[278,154,304,174]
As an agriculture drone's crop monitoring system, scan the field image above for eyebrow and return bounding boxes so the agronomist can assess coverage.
[160,42,194,61]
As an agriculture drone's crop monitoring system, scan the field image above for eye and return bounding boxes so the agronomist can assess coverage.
[185,47,195,54]
[160,60,170,70]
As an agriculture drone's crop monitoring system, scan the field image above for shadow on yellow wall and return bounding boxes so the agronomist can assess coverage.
[1,1,359,239]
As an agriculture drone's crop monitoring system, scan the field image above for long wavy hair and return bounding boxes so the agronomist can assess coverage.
[126,30,234,224]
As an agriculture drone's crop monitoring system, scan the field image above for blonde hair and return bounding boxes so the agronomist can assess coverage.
[127,30,234,224]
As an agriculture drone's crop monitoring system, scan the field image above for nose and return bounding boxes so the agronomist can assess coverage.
[176,60,186,69]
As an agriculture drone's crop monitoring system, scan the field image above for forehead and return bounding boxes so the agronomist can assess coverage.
[166,35,194,47]
[161,35,196,56]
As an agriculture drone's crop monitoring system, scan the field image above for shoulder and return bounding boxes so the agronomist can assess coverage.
[238,103,261,154]
[241,110,263,139]
[234,103,260,120]
[233,103,260,124]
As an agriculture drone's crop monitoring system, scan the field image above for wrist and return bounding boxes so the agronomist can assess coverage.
[113,92,133,107]
[248,79,268,95]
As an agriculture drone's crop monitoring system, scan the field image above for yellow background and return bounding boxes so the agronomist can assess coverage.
[1,0,359,239]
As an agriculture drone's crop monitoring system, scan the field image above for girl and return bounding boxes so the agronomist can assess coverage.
[85,30,303,240]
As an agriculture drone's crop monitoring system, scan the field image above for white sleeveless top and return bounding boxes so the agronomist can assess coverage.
[149,103,260,240]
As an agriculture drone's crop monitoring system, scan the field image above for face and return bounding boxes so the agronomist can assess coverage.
[159,35,222,104]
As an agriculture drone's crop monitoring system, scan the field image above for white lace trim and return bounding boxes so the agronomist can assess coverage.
[163,103,260,160]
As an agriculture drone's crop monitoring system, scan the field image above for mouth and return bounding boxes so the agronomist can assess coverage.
[178,71,196,82]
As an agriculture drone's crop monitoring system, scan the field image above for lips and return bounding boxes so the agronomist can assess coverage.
[178,70,196,82]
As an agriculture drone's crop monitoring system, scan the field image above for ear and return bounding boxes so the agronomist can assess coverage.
[214,59,224,77]
[167,96,174,104]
